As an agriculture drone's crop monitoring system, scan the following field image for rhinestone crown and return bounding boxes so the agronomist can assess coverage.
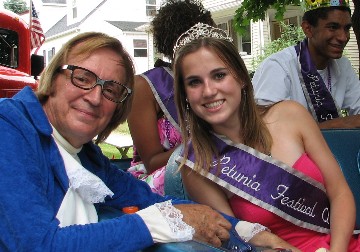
[173,22,233,58]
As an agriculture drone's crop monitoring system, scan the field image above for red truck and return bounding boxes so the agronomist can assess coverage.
[0,9,44,98]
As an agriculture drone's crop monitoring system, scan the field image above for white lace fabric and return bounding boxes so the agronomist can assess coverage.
[51,127,114,227]
[235,221,269,242]
[56,141,114,204]
[154,200,195,241]
[136,200,194,243]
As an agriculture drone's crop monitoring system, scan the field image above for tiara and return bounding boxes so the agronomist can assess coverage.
[173,22,233,57]
[303,0,349,12]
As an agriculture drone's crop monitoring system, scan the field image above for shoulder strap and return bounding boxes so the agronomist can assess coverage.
[141,67,179,130]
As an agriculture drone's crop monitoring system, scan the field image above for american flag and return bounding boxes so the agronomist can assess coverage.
[30,1,45,51]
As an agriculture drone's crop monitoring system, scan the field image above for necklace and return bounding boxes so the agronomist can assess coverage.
[164,117,175,149]
[327,66,332,93]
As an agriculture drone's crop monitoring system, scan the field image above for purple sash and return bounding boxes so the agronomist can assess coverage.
[180,134,360,234]
[179,134,339,234]
[295,39,340,122]
[141,67,180,130]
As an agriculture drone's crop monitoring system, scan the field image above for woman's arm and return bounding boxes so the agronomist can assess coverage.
[318,115,360,129]
[127,75,176,173]
[301,109,355,252]
[273,101,356,252]
[181,165,234,216]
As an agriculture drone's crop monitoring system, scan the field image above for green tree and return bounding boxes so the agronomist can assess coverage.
[234,0,360,73]
[4,0,28,14]
[251,22,305,71]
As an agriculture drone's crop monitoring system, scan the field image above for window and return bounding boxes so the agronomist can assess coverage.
[133,39,147,57]
[0,29,18,68]
[217,20,251,55]
[43,50,47,66]
[146,0,156,17]
[241,25,251,55]
[72,0,77,19]
[272,16,300,40]
[48,47,55,62]
[73,7,77,19]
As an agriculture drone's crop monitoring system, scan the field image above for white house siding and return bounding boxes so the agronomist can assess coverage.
[38,4,67,32]
[347,2,359,72]
[247,20,264,72]
[122,32,151,74]
[203,0,254,70]
[203,0,275,71]
[203,0,241,12]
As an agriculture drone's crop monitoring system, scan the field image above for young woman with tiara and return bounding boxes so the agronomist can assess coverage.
[173,22,360,251]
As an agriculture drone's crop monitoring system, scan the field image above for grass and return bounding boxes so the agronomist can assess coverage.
[114,121,131,135]
[98,121,134,159]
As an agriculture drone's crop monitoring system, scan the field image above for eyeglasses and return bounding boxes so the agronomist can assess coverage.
[58,65,132,103]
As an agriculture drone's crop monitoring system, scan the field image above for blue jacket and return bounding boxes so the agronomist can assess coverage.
[0,87,173,251]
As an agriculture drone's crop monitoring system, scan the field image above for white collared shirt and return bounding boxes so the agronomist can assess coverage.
[252,46,360,116]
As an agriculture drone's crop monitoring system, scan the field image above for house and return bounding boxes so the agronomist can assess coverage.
[38,0,359,74]
[40,0,157,74]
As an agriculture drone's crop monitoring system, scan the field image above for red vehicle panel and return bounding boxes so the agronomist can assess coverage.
[0,9,44,98]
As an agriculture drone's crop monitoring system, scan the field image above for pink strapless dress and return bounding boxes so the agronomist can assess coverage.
[229,153,360,251]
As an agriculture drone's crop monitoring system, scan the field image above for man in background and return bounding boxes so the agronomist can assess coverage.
[252,0,360,128]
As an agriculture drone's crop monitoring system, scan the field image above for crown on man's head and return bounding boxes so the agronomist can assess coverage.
[303,0,350,12]
[173,22,233,58]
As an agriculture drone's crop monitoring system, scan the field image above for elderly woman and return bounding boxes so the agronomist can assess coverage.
[0,32,237,251]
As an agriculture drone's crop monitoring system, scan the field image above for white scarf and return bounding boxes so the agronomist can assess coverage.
[52,127,114,227]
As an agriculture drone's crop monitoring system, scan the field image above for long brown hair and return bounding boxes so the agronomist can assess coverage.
[174,37,272,173]
[36,32,135,143]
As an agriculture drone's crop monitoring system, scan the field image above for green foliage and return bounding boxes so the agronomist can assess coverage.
[234,0,301,35]
[114,121,130,135]
[4,0,28,14]
[98,122,133,159]
[252,22,305,70]
[98,143,134,159]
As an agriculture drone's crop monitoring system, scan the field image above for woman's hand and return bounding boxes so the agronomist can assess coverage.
[249,230,301,252]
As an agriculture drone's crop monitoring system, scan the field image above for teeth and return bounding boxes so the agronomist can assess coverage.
[205,100,224,108]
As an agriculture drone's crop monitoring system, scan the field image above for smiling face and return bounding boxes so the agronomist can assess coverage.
[181,47,242,134]
[43,46,126,148]
[303,9,351,68]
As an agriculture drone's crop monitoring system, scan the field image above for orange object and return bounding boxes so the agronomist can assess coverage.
[122,206,139,214]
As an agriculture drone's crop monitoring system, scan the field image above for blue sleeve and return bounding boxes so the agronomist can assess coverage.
[81,144,169,210]
[0,115,155,251]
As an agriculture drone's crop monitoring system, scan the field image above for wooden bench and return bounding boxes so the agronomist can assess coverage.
[104,133,133,159]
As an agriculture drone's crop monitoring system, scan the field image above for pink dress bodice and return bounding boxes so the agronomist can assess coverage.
[229,153,359,252]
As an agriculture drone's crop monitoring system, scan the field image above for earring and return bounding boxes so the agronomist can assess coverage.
[185,98,190,136]
[241,89,247,117]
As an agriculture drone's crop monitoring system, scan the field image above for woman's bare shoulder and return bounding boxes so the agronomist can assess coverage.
[132,75,155,99]
[263,100,318,133]
[268,100,312,120]
[129,74,159,116]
